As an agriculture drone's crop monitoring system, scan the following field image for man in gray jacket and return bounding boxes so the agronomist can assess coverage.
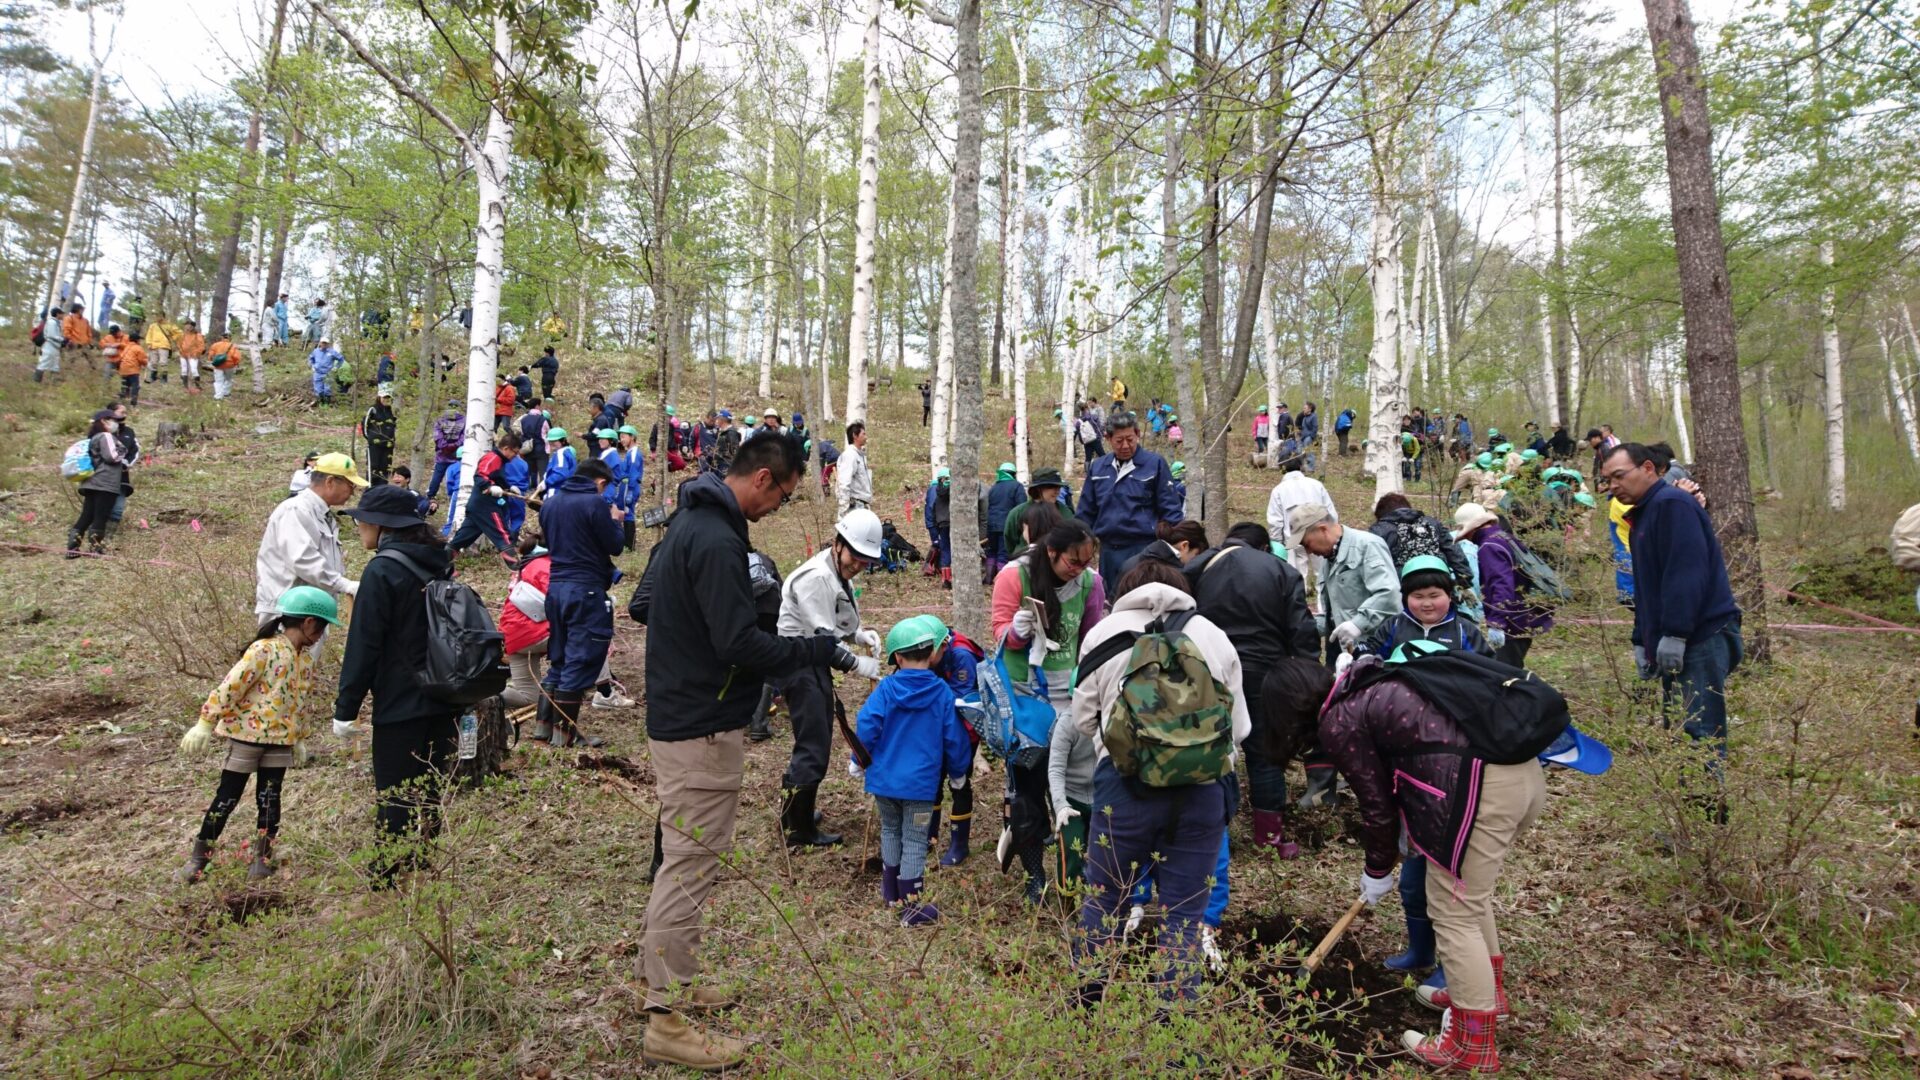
[253,452,366,626]
[835,420,872,515]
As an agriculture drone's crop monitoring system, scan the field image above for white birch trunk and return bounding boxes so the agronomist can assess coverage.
[1819,241,1845,509]
[842,0,881,422]
[816,216,833,422]
[930,207,956,471]
[1879,322,1920,462]
[1535,292,1555,424]
[1259,279,1281,468]
[1365,202,1405,501]
[1406,209,1427,395]
[756,127,778,399]
[1425,206,1450,398]
[1568,307,1584,425]
[1669,343,1693,463]
[46,51,106,314]
[1009,34,1030,483]
[243,207,268,392]
[453,18,513,531]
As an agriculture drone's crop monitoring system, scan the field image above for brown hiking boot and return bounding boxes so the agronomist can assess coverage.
[642,1010,746,1071]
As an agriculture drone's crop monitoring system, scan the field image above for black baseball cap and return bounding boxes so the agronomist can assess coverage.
[340,483,427,529]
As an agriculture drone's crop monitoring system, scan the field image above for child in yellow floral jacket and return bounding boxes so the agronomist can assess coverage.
[174,586,340,883]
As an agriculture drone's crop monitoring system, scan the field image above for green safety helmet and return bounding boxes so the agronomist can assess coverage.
[1548,480,1571,492]
[886,614,949,659]
[1520,448,1540,461]
[1495,442,1514,455]
[1540,466,1563,480]
[595,428,618,440]
[1573,492,1597,508]
[1171,461,1186,479]
[1053,407,1063,418]
[617,424,639,437]
[1401,432,1417,446]
[1398,554,1451,581]
[1257,405,1269,415]
[546,426,569,441]
[1387,639,1449,665]
[1488,427,1501,438]
[665,405,676,416]
[1476,452,1494,469]
[935,466,950,485]
[1495,475,1513,486]
[275,585,342,626]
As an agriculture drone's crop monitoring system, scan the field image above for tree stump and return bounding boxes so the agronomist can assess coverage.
[450,696,513,789]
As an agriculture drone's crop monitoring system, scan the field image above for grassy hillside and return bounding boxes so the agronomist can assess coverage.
[1,344,1916,1077]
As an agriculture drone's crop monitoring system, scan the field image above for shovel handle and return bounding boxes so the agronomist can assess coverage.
[1299,896,1369,976]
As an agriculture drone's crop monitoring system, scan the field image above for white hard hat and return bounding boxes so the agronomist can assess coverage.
[835,507,884,559]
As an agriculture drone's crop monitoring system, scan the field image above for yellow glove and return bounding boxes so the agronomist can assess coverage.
[179,720,215,755]
[291,741,309,768]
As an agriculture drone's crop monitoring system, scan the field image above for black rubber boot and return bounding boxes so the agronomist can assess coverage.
[65,528,83,559]
[527,694,555,742]
[248,834,277,881]
[175,838,213,883]
[782,785,842,848]
[549,693,605,748]
[748,684,775,742]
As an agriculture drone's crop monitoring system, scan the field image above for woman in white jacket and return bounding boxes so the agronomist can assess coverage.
[1069,560,1250,1002]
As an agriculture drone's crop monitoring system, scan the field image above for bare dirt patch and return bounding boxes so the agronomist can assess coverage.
[0,690,131,738]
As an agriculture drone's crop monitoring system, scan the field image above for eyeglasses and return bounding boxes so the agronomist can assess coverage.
[775,474,798,506]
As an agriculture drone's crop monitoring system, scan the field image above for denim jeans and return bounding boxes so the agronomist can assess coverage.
[1400,850,1428,919]
[876,796,936,879]
[428,459,454,498]
[1129,828,1231,928]
[1244,748,1290,813]
[1077,760,1236,995]
[1661,616,1742,757]
[1098,539,1150,598]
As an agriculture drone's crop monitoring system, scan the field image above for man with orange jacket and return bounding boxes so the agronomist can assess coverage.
[62,303,94,353]
[494,371,517,432]
[176,322,208,393]
[107,338,149,406]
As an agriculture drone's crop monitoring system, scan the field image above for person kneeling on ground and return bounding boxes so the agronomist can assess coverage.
[853,615,973,926]
[174,586,340,883]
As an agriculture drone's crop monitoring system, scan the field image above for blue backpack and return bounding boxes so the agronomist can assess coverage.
[976,637,1057,769]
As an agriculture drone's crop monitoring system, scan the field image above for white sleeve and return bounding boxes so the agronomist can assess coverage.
[1266,484,1287,541]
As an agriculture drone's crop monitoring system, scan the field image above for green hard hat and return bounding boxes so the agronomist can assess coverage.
[618,424,639,436]
[1573,492,1597,508]
[935,466,950,485]
[886,614,948,659]
[1399,554,1451,581]
[275,585,341,626]
[1476,452,1494,469]
[1053,408,1063,418]
[665,405,676,416]
[595,428,618,440]
[1488,427,1501,437]
[545,426,569,441]
[1520,448,1540,461]
[1387,639,1449,665]
[1495,442,1514,455]
[1257,405,1269,415]
[999,461,1016,473]
[1171,461,1186,479]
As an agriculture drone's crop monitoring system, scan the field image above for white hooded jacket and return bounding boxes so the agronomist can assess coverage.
[1071,582,1251,766]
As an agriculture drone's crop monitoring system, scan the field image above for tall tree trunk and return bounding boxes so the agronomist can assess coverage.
[946,0,987,641]
[1818,241,1845,509]
[1160,0,1196,512]
[1667,343,1692,462]
[1642,0,1768,659]
[930,205,956,469]
[989,131,1007,393]
[1260,279,1281,468]
[453,17,514,531]
[1549,4,1572,428]
[1365,203,1406,501]
[757,127,778,398]
[243,203,269,392]
[209,0,290,336]
[45,43,106,314]
[263,121,303,307]
[816,214,834,424]
[1009,33,1030,481]
[1753,356,1781,492]
[1879,323,1920,462]
[844,0,882,422]
[409,268,439,482]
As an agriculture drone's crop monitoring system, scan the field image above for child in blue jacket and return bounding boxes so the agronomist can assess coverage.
[855,616,973,926]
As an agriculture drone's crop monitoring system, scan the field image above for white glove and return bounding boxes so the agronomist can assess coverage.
[342,579,360,597]
[487,485,504,497]
[179,721,215,755]
[1333,650,1354,675]
[1485,626,1507,650]
[291,741,309,767]
[848,760,864,778]
[851,655,881,680]
[855,628,882,653]
[1331,620,1361,649]
[1010,607,1037,640]
[1359,869,1397,907]
[332,718,361,738]
[1054,805,1080,831]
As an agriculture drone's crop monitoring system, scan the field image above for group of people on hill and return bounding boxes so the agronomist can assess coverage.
[129,351,1743,1074]
[34,301,246,399]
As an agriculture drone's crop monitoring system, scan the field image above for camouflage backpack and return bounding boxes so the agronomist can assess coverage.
[1075,610,1235,787]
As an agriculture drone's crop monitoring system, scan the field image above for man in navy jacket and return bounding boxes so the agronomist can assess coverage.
[1077,411,1184,594]
[536,457,625,747]
[1602,443,1742,759]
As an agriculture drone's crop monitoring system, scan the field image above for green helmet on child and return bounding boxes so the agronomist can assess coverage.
[275,585,342,626]
[885,615,948,661]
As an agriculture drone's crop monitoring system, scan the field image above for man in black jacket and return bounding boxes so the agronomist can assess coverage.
[1184,521,1320,857]
[633,431,873,1070]
[1368,492,1475,594]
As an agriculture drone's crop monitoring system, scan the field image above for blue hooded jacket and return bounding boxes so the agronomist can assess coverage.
[1076,446,1184,545]
[539,473,624,588]
[857,667,973,803]
[544,444,576,491]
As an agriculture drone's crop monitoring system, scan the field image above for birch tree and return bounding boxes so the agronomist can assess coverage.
[842,0,883,423]
[43,10,111,318]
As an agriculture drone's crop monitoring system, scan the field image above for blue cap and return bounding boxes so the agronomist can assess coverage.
[1538,724,1612,775]
[718,409,732,419]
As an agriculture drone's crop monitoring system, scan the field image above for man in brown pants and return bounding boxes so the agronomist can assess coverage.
[632,431,870,1070]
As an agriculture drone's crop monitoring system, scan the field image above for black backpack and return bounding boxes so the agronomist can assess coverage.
[377,550,509,705]
[1347,649,1569,765]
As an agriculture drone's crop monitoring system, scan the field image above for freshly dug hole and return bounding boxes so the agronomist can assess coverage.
[1221,906,1432,1061]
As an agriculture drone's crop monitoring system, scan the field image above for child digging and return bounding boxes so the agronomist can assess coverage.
[174,587,340,882]
[854,615,973,926]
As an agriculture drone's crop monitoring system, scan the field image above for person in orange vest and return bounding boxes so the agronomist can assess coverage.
[98,323,131,384]
[107,338,150,406]
[62,303,94,355]
[494,370,517,433]
[176,321,208,393]
[207,331,241,401]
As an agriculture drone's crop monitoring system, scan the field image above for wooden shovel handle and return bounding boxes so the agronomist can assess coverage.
[1300,896,1369,976]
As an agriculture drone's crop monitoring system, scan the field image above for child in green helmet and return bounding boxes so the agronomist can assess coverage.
[853,616,974,926]
[173,586,341,883]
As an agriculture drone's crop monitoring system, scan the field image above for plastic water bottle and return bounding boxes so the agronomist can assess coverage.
[458,713,478,760]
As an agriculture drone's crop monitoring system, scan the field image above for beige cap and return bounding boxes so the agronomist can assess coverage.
[1286,502,1333,547]
[1453,502,1498,539]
